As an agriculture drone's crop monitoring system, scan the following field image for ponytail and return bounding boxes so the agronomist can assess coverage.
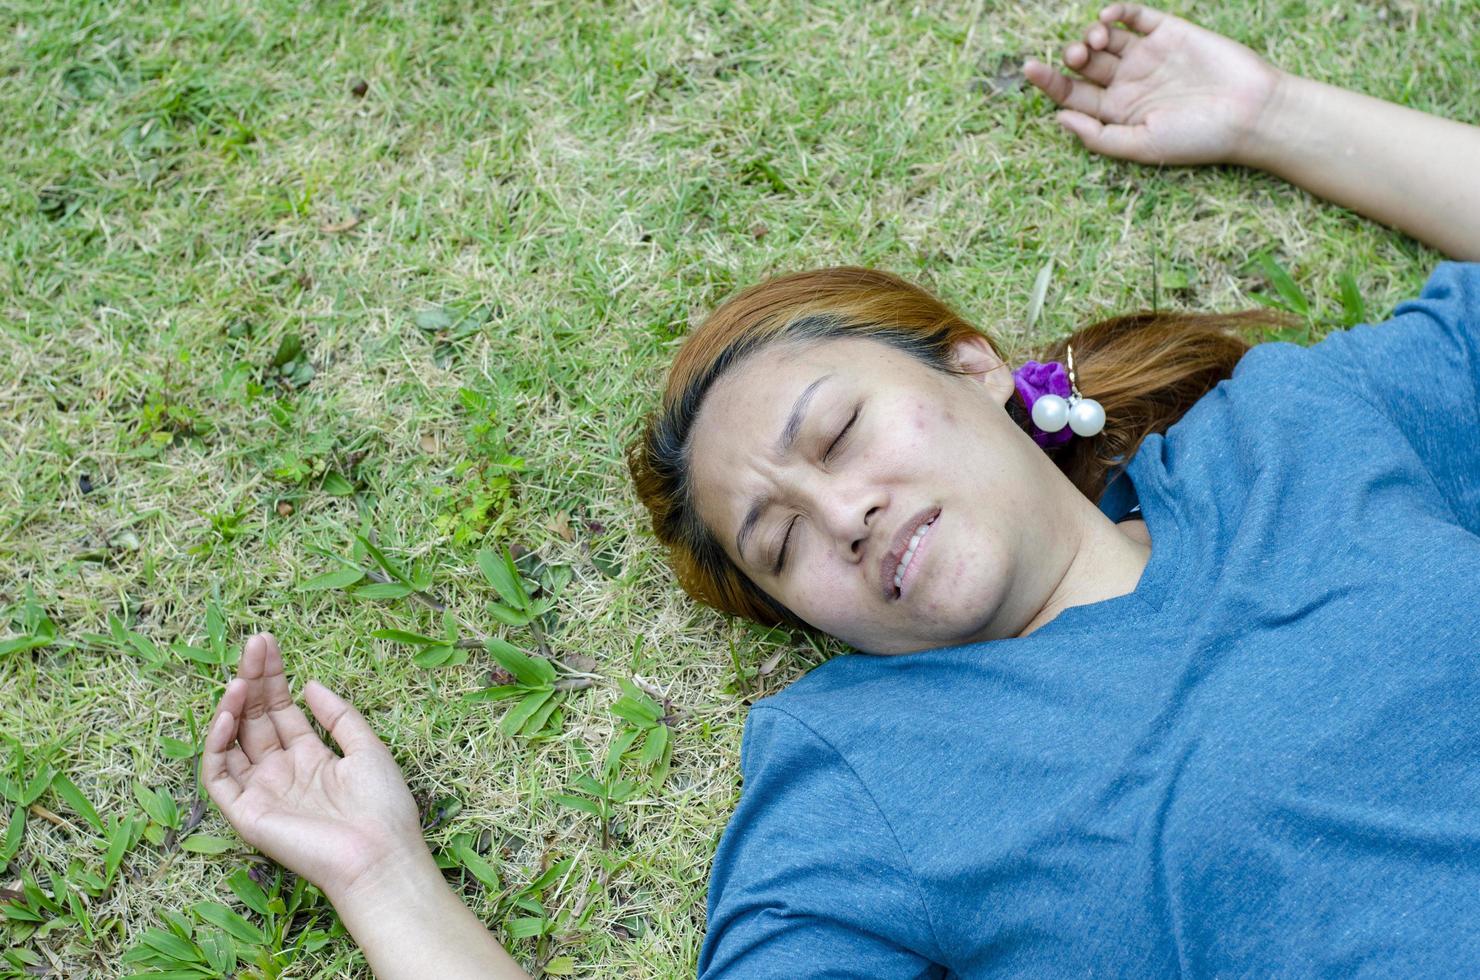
[1015,310,1267,499]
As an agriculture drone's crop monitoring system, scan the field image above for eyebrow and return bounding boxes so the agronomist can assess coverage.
[734,373,833,567]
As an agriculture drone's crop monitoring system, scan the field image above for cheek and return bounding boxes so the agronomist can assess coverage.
[784,551,862,620]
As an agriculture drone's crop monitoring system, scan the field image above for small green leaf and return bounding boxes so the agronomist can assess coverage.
[500,689,553,736]
[486,638,555,687]
[133,782,179,829]
[477,548,526,610]
[0,901,45,923]
[604,727,642,780]
[521,691,563,736]
[105,814,139,884]
[453,839,500,890]
[160,736,197,760]
[0,634,54,657]
[198,928,237,974]
[137,926,201,964]
[462,684,524,704]
[544,955,576,975]
[356,535,412,586]
[192,901,266,945]
[127,631,164,665]
[270,333,303,368]
[415,307,455,331]
[226,868,271,917]
[501,548,532,605]
[297,567,365,591]
[572,774,605,797]
[507,915,549,939]
[1,805,24,864]
[352,582,414,600]
[179,834,234,855]
[487,602,532,627]
[638,724,669,768]
[613,679,663,725]
[651,732,674,789]
[551,794,603,818]
[412,645,457,668]
[171,642,218,667]
[1338,271,1366,327]
[205,602,226,659]
[320,471,354,496]
[20,766,55,807]
[526,856,574,893]
[50,773,104,832]
[1255,253,1309,317]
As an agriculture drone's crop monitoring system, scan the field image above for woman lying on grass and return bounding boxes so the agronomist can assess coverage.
[204,5,1480,977]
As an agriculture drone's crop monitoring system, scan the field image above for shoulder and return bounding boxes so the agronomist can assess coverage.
[701,695,947,975]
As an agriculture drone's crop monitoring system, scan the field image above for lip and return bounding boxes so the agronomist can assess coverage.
[880,506,941,601]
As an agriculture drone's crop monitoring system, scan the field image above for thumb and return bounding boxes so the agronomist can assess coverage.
[1056,110,1155,163]
[303,681,385,757]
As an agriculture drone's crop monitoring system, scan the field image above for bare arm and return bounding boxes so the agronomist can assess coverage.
[203,634,528,980]
[1247,75,1480,260]
[1024,3,1480,260]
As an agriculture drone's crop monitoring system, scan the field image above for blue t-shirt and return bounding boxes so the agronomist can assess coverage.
[699,263,1480,978]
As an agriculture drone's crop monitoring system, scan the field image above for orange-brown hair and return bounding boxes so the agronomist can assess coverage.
[629,266,1266,629]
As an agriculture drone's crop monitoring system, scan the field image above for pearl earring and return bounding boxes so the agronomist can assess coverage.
[1041,344,1106,437]
[1011,344,1106,447]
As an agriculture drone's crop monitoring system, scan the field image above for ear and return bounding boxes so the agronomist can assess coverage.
[951,334,1014,406]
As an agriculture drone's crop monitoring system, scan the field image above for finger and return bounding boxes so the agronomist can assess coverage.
[304,681,386,758]
[1055,110,1157,163]
[236,633,285,763]
[1064,43,1120,87]
[202,708,243,808]
[256,633,319,749]
[1023,59,1104,117]
[224,746,250,782]
[1087,22,1137,55]
[1101,3,1166,34]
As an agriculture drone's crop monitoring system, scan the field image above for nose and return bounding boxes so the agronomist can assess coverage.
[814,477,883,562]
[852,504,882,558]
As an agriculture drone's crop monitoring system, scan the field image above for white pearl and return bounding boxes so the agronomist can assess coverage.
[1032,394,1070,432]
[1069,397,1106,437]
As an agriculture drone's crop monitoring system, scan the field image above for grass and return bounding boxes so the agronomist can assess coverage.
[1,0,1474,975]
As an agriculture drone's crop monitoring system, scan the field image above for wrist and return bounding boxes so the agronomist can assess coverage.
[328,836,447,920]
[1236,69,1314,172]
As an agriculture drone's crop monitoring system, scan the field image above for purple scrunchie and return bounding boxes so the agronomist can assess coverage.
[1012,360,1074,448]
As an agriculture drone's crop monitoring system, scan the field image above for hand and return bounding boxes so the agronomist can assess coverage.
[1024,3,1285,166]
[202,634,429,905]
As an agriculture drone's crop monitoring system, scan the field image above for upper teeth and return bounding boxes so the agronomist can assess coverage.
[894,518,935,591]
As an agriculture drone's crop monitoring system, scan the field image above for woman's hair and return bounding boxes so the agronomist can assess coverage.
[628,266,1266,629]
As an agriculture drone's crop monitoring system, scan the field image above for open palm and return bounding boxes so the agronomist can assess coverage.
[203,634,424,901]
[1025,3,1283,165]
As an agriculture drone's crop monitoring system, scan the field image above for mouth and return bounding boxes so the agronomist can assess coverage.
[881,507,941,601]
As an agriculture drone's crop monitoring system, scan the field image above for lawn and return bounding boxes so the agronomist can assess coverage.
[1,0,1474,976]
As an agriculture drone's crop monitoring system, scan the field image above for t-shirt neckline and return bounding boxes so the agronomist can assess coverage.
[1026,436,1183,637]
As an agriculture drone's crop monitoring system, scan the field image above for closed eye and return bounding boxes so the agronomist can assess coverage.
[776,405,859,573]
[824,406,859,461]
[774,516,797,574]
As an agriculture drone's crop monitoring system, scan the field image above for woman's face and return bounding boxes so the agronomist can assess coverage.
[688,333,1077,654]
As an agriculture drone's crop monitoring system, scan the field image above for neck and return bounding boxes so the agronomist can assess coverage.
[1015,503,1151,638]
